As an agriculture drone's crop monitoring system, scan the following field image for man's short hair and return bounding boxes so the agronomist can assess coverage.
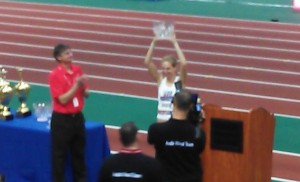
[119,121,138,147]
[173,90,193,112]
[53,44,70,62]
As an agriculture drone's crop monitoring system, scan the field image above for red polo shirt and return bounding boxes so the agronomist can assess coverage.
[49,64,86,114]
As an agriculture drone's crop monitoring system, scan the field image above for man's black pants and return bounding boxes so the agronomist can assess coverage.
[51,111,86,182]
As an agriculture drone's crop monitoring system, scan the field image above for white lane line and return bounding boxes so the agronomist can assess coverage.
[275,113,300,120]
[0,21,149,39]
[2,9,300,44]
[1,16,300,48]
[188,86,300,103]
[241,2,292,8]
[105,125,300,158]
[1,30,300,66]
[187,0,227,3]
[274,150,300,157]
[1,41,300,77]
[1,22,300,64]
[186,0,292,9]
[0,5,299,34]
[6,79,300,119]
[2,50,300,90]
[1,15,300,54]
[2,63,300,104]
[271,177,299,182]
[2,0,300,30]
[2,50,300,88]
[190,73,300,89]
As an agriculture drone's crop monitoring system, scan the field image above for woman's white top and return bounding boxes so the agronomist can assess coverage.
[157,76,179,121]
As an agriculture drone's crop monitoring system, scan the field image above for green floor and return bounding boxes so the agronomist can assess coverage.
[13,0,300,23]
[10,84,300,155]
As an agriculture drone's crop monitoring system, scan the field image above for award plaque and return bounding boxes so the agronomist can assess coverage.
[153,21,174,39]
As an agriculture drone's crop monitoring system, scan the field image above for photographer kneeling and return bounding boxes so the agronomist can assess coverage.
[147,90,206,182]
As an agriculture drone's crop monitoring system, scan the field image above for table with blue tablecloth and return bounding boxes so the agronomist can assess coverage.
[0,114,110,182]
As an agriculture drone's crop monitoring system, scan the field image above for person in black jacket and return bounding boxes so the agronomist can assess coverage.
[99,121,163,182]
[0,174,4,182]
[148,90,206,182]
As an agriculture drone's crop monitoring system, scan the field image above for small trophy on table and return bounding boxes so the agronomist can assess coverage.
[0,68,14,121]
[153,21,174,39]
[15,67,31,117]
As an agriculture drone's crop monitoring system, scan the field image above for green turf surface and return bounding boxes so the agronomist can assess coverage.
[8,84,299,156]
[13,0,300,23]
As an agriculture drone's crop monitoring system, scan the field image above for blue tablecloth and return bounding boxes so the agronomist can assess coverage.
[0,114,110,182]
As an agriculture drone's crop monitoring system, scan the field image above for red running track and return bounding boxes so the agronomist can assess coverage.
[0,1,300,181]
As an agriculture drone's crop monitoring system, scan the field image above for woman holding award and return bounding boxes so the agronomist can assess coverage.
[144,26,187,123]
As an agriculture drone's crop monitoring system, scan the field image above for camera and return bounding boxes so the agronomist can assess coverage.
[188,93,204,126]
[174,81,204,125]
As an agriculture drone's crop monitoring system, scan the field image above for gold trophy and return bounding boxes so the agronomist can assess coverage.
[15,68,31,117]
[0,66,8,112]
[0,68,14,121]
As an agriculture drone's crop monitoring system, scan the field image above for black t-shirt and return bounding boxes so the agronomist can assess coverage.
[99,150,164,182]
[148,118,206,182]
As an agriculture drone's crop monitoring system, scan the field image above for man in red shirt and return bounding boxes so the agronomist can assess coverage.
[49,44,89,182]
